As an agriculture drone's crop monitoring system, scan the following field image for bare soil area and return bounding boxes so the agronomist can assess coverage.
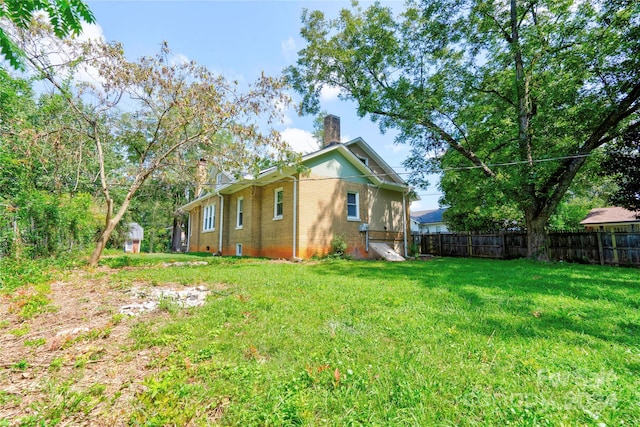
[0,267,210,426]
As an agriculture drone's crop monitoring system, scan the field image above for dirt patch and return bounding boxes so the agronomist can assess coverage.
[0,267,218,426]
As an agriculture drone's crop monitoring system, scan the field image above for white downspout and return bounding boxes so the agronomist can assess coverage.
[292,177,298,259]
[218,193,224,255]
[187,212,191,252]
[402,191,408,258]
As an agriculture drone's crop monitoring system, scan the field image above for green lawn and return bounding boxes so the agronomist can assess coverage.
[108,256,640,426]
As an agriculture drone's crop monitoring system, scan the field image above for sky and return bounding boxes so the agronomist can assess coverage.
[82,0,442,211]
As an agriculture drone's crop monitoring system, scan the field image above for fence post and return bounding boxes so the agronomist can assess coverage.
[596,231,604,266]
[467,232,472,257]
[611,231,619,266]
[500,231,506,259]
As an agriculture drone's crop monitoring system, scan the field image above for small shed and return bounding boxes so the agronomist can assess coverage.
[124,222,144,253]
[580,207,640,232]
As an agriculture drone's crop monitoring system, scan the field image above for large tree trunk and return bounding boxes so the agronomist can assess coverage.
[525,210,550,261]
[171,215,182,252]
[88,219,118,267]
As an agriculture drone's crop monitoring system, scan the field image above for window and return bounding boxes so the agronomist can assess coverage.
[236,243,243,256]
[274,188,283,220]
[347,191,359,220]
[357,155,369,166]
[216,173,223,187]
[236,197,244,229]
[203,203,215,232]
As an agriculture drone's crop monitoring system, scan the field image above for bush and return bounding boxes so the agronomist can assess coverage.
[329,234,349,259]
[1,191,100,259]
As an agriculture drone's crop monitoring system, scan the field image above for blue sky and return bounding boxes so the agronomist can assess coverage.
[84,0,442,210]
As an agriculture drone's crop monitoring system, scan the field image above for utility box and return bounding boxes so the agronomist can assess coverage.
[358,223,369,232]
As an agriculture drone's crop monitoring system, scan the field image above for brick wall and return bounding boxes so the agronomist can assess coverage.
[188,175,407,259]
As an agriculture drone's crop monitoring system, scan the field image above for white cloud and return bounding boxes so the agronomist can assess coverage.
[281,36,297,63]
[281,127,320,154]
[169,53,190,66]
[320,85,341,102]
[385,143,407,154]
[77,22,105,43]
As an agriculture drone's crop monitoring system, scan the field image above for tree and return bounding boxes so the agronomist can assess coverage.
[14,22,297,266]
[601,127,640,212]
[286,0,640,259]
[0,0,94,69]
[0,70,100,258]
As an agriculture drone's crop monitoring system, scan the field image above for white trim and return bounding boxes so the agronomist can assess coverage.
[202,203,216,232]
[356,155,369,166]
[218,194,224,254]
[347,191,360,221]
[292,178,297,259]
[273,187,284,220]
[402,191,408,257]
[187,212,192,251]
[236,197,244,229]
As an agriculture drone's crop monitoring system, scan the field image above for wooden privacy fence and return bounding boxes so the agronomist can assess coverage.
[415,230,640,267]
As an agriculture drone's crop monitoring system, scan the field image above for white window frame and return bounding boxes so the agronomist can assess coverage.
[236,243,243,256]
[236,197,244,229]
[215,173,223,188]
[203,203,216,232]
[273,187,284,220]
[347,191,360,221]
[357,155,369,166]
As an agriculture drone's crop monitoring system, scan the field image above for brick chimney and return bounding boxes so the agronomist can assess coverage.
[323,114,341,148]
[194,158,207,197]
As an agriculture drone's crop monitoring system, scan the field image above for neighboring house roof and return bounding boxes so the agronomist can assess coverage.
[411,208,448,225]
[181,139,409,211]
[127,222,144,240]
[580,207,640,226]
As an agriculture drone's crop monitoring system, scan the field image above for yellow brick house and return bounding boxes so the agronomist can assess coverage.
[181,115,411,260]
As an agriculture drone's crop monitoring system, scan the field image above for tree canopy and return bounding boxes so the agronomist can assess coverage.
[601,127,640,213]
[7,20,296,265]
[286,0,640,258]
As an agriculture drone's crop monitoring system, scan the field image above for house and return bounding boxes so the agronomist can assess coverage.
[124,222,144,253]
[180,115,411,259]
[580,207,640,232]
[411,208,449,234]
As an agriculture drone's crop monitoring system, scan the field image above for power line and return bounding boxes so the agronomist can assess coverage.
[47,152,597,191]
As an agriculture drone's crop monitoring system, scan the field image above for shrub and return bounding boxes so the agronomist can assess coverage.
[329,234,349,259]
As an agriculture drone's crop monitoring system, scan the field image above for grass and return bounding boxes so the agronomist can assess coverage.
[2,253,638,425]
[107,256,640,426]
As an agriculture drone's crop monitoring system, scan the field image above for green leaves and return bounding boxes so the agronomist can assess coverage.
[288,0,640,253]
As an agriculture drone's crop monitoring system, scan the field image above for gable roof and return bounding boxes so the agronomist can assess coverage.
[181,139,409,211]
[344,138,405,185]
[580,207,640,225]
[127,222,144,240]
[411,208,447,224]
